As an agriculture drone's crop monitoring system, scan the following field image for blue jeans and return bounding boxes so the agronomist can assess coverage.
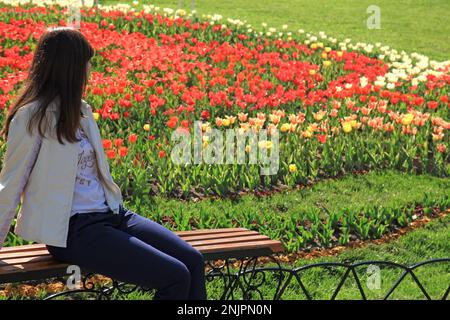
[46,204,207,300]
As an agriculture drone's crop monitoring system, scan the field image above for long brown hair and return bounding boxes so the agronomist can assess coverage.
[0,27,94,144]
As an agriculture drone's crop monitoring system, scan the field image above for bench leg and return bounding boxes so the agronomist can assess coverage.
[205,259,239,300]
[205,254,287,300]
[229,254,287,300]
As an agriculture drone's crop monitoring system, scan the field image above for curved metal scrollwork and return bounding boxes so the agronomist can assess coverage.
[43,257,449,300]
[204,258,241,300]
[274,258,450,300]
[230,255,286,300]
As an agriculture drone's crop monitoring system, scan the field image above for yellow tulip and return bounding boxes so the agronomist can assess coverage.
[226,115,236,124]
[323,60,331,68]
[302,130,313,138]
[202,133,210,148]
[310,43,318,50]
[280,123,291,133]
[342,122,352,133]
[93,112,100,121]
[401,114,414,126]
[143,123,150,131]
[289,164,297,173]
[245,145,251,153]
[222,118,231,127]
[309,69,316,76]
[324,47,332,53]
[321,52,328,59]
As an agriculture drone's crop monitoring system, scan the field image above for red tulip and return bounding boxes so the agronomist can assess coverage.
[118,146,128,157]
[427,101,438,109]
[106,149,116,159]
[128,133,138,143]
[114,138,123,147]
[201,110,210,120]
[317,134,327,144]
[102,139,113,149]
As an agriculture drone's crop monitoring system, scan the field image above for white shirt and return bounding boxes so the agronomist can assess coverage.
[70,126,110,216]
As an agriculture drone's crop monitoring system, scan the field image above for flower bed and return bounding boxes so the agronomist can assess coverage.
[0,2,449,198]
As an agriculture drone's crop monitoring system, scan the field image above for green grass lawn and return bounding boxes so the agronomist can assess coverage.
[102,0,450,61]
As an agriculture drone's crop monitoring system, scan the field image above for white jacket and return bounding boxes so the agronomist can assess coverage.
[0,97,123,248]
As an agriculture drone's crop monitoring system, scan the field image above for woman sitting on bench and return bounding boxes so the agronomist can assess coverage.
[0,27,207,300]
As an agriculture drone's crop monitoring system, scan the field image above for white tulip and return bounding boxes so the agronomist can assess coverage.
[386,83,395,90]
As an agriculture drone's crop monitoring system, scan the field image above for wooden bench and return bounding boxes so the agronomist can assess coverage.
[0,227,284,299]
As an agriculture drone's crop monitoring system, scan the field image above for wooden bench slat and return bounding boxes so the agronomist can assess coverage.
[0,243,47,253]
[0,261,70,284]
[0,260,68,274]
[0,249,51,260]
[188,235,270,247]
[180,230,260,241]
[175,228,249,237]
[0,255,58,267]
[193,240,284,254]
